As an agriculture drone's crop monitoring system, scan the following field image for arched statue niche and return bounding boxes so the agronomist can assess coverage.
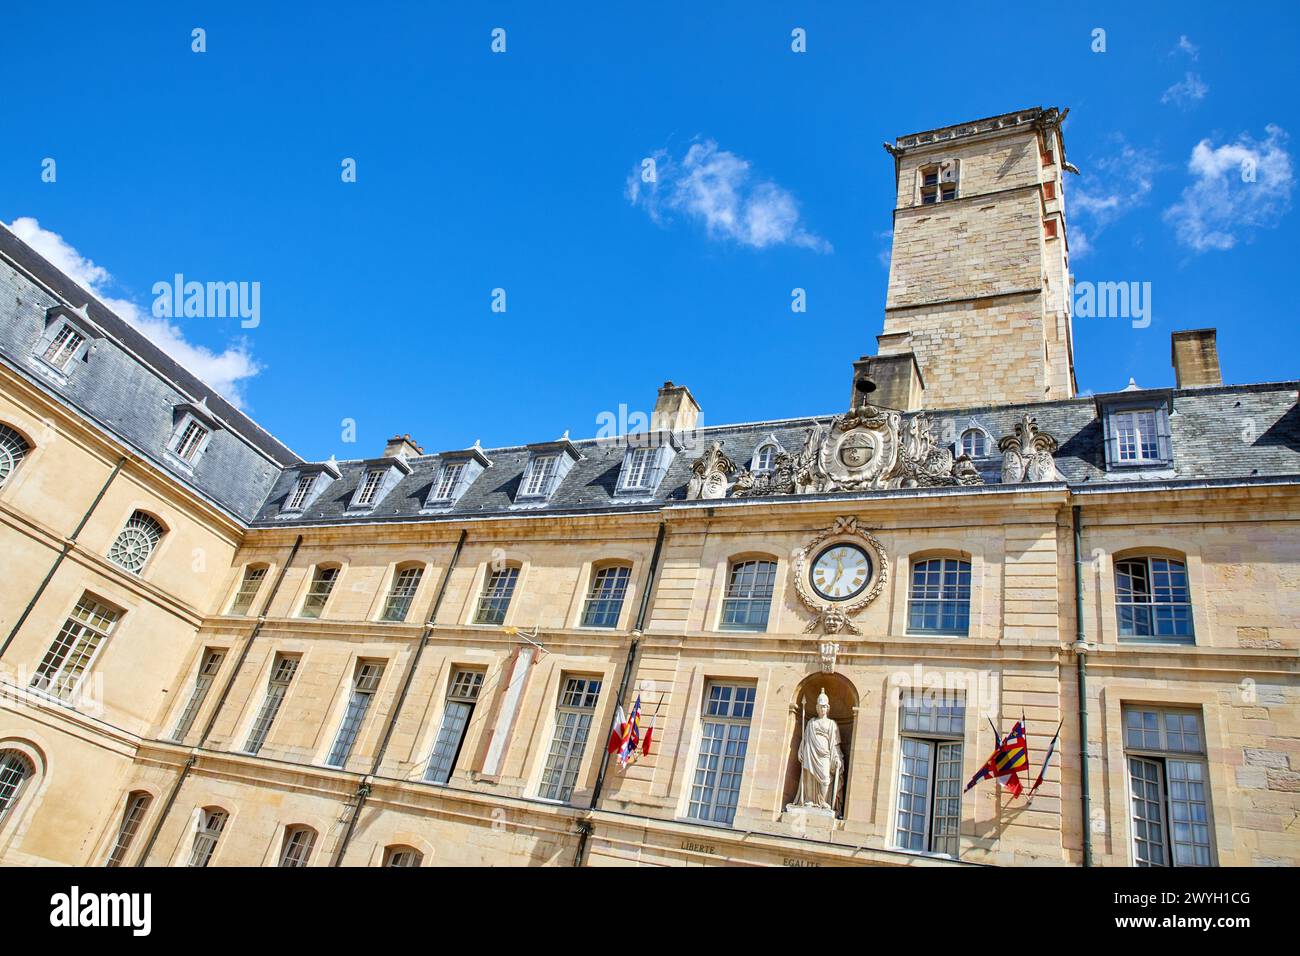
[783,673,859,818]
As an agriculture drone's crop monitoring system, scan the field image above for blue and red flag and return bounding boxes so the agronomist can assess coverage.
[615,696,643,769]
[965,717,1030,798]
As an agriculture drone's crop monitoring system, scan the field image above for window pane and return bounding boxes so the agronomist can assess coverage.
[581,565,630,628]
[720,560,777,631]
[474,566,519,625]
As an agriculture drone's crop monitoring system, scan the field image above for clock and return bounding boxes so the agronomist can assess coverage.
[810,543,873,601]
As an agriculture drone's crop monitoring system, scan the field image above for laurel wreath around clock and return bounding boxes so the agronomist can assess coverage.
[793,516,889,635]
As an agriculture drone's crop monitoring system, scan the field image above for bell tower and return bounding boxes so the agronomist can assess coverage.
[868,106,1077,410]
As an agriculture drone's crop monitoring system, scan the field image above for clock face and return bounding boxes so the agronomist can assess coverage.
[810,544,872,601]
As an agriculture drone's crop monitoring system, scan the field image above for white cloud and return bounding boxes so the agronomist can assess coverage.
[1066,142,1162,258]
[1174,35,1199,60]
[4,217,261,408]
[1164,125,1294,252]
[1161,72,1208,109]
[627,140,830,253]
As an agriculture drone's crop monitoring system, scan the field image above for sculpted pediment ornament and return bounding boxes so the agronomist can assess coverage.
[792,516,889,635]
[685,440,735,500]
[998,413,1060,483]
[722,405,981,499]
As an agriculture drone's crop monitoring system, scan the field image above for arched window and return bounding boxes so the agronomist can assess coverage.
[0,424,32,488]
[720,559,778,631]
[475,564,520,625]
[1115,555,1194,642]
[106,790,152,867]
[581,564,631,628]
[960,429,987,459]
[382,564,425,622]
[383,844,423,867]
[907,557,972,635]
[188,807,227,867]
[754,444,777,472]
[279,825,318,867]
[0,750,35,824]
[300,564,341,618]
[107,511,165,573]
[229,564,269,616]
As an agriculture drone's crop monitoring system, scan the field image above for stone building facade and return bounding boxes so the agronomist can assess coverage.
[1,106,1296,868]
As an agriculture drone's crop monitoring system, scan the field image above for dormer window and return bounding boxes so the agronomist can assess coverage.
[346,456,411,511]
[174,420,209,463]
[960,429,987,459]
[42,324,85,370]
[754,444,777,472]
[622,447,654,489]
[1097,388,1174,471]
[280,460,340,516]
[356,469,385,507]
[32,304,101,379]
[523,454,558,496]
[615,436,679,496]
[517,437,581,503]
[423,445,490,510]
[286,474,316,511]
[1114,410,1160,463]
[433,461,464,500]
[919,160,958,205]
[166,398,220,471]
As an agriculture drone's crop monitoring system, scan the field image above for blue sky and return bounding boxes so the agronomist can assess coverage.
[2,2,1297,461]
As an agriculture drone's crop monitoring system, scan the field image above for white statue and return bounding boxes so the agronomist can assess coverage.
[795,689,844,813]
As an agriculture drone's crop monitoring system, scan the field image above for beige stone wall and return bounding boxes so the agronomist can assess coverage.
[881,124,1074,409]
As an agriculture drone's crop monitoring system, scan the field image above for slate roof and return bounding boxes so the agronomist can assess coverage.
[252,382,1300,527]
[2,223,1296,530]
[0,224,298,522]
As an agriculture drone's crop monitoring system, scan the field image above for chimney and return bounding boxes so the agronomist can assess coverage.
[1171,329,1222,388]
[650,381,701,433]
[851,353,924,411]
[383,434,423,459]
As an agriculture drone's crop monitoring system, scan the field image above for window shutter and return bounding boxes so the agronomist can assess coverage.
[1156,408,1174,464]
[1103,413,1119,468]
[649,444,675,490]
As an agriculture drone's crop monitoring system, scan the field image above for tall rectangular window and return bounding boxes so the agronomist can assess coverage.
[355,469,385,506]
[424,669,485,784]
[286,474,315,511]
[278,826,317,867]
[894,693,965,856]
[581,565,630,628]
[300,566,339,618]
[244,655,298,754]
[687,683,755,825]
[170,649,225,742]
[522,454,558,497]
[229,566,267,616]
[538,677,602,802]
[433,461,465,500]
[907,558,972,635]
[474,566,519,625]
[326,661,386,767]
[1114,410,1160,463]
[188,808,227,867]
[174,420,209,463]
[1116,556,1194,643]
[1124,707,1213,867]
[31,595,121,700]
[382,566,424,622]
[42,323,85,370]
[105,791,152,867]
[719,559,777,631]
[620,447,655,490]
